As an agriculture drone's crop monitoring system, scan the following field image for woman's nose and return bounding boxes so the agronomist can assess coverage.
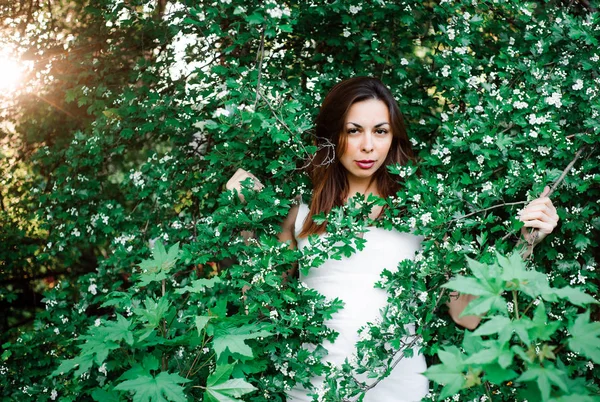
[361,133,374,152]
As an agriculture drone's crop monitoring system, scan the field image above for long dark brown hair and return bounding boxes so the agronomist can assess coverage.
[299,76,415,237]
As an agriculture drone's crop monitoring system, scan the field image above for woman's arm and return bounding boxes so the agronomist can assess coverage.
[446,292,482,330]
[447,186,559,330]
[226,168,300,282]
[278,204,300,282]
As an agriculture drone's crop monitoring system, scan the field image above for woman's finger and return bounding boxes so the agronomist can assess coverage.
[522,219,556,234]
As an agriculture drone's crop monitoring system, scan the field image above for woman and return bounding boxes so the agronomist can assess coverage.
[227,77,559,401]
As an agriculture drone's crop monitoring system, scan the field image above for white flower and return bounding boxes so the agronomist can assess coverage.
[50,390,58,400]
[440,112,448,122]
[401,58,409,65]
[529,130,538,138]
[482,135,493,145]
[349,5,362,14]
[482,182,492,192]
[270,310,279,319]
[513,100,528,109]
[528,114,548,125]
[212,107,230,118]
[447,28,455,41]
[98,363,107,375]
[129,171,145,188]
[88,283,98,295]
[418,292,428,302]
[342,28,351,38]
[420,212,433,225]
[572,79,584,90]
[94,318,102,327]
[545,91,562,108]
[441,65,451,77]
[476,155,485,165]
[267,7,283,19]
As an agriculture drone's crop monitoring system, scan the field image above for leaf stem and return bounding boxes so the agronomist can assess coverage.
[513,290,520,320]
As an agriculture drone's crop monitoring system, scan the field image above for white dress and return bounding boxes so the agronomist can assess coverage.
[286,204,429,402]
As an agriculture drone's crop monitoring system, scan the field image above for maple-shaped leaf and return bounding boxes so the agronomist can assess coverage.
[138,241,180,286]
[528,302,561,342]
[212,325,273,359]
[104,314,135,346]
[423,346,467,399]
[444,257,507,316]
[114,371,190,402]
[51,353,95,378]
[552,286,599,307]
[567,310,600,364]
[516,364,568,401]
[203,364,257,402]
[174,277,222,295]
[134,296,172,328]
[496,252,551,299]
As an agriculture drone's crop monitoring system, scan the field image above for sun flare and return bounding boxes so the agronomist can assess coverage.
[0,57,23,93]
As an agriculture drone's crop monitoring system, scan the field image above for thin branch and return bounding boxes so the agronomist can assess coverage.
[547,145,587,197]
[450,200,527,223]
[254,28,265,109]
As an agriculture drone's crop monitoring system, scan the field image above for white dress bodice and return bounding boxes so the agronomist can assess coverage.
[285,204,429,402]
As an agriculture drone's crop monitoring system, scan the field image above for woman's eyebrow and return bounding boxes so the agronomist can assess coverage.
[347,122,390,128]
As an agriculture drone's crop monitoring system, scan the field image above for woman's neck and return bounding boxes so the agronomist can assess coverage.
[346,177,379,201]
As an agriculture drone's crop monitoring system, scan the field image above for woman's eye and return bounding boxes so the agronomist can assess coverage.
[347,128,359,134]
[376,129,388,135]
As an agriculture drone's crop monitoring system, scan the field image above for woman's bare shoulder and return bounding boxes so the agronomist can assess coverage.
[278,196,302,244]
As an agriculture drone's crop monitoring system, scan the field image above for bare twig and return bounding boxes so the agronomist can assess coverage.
[547,145,587,197]
[254,28,265,109]
[450,201,527,223]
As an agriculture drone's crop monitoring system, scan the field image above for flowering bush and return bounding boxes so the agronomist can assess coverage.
[1,0,599,401]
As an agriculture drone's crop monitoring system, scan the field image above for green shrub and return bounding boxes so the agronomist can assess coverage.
[1,0,598,401]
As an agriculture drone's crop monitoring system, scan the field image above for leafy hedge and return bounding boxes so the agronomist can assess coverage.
[1,0,599,401]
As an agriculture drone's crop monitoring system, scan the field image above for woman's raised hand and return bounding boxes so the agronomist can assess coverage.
[226,168,264,202]
[518,186,559,244]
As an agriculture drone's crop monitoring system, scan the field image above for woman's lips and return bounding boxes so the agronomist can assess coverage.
[355,160,375,169]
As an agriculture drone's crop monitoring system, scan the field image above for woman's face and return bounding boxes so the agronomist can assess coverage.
[339,98,393,186]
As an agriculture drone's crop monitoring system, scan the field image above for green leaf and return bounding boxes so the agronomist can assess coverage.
[138,241,180,286]
[213,326,273,359]
[134,297,172,328]
[194,316,213,335]
[91,388,123,402]
[207,379,256,399]
[529,302,561,341]
[424,346,466,398]
[204,365,256,402]
[175,277,222,295]
[483,363,518,384]
[473,316,511,337]
[207,364,235,387]
[516,365,568,401]
[553,286,599,307]
[104,314,135,346]
[51,353,95,377]
[567,310,600,363]
[114,371,191,402]
[423,363,465,399]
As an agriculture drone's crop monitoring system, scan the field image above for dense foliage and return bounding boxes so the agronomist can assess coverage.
[1,0,599,401]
